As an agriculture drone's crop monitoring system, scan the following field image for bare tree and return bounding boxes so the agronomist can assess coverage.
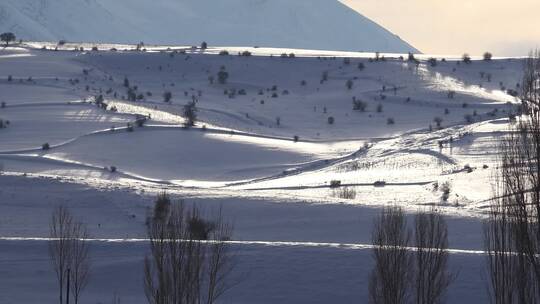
[414,209,453,304]
[144,193,234,304]
[484,50,540,303]
[369,206,412,304]
[70,222,91,304]
[49,206,74,304]
[48,206,91,304]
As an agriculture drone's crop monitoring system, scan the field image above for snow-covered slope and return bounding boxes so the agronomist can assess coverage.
[0,0,418,53]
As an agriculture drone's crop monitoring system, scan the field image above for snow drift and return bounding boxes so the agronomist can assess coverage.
[0,0,418,53]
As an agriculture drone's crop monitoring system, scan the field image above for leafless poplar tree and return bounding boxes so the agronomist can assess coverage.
[70,222,91,304]
[369,206,412,304]
[414,209,453,304]
[49,206,74,304]
[49,206,91,304]
[484,50,540,303]
[144,193,234,304]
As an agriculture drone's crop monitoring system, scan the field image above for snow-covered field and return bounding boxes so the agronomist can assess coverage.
[0,43,523,303]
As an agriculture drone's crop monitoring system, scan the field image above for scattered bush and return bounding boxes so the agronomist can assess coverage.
[353,100,367,112]
[428,57,437,67]
[483,52,492,61]
[42,143,50,150]
[330,180,342,188]
[201,41,208,49]
[183,100,198,127]
[376,104,383,113]
[346,79,353,90]
[441,182,451,202]
[219,50,229,56]
[387,117,395,125]
[217,68,229,84]
[373,181,386,187]
[462,53,472,64]
[434,117,443,127]
[328,116,335,125]
[333,187,356,199]
[321,71,328,82]
[163,91,172,102]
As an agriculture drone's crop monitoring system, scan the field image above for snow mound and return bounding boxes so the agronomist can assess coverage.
[0,0,418,53]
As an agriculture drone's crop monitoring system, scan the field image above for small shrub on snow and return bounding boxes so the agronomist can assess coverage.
[387,117,395,125]
[327,116,335,125]
[376,104,383,113]
[42,143,50,150]
[462,53,472,64]
[333,187,356,200]
[483,52,492,61]
[163,91,172,102]
[434,117,443,127]
[353,100,367,112]
[1,101,5,108]
[217,69,229,84]
[183,101,198,127]
[321,71,329,82]
[346,79,353,90]
[329,180,342,188]
[441,182,451,202]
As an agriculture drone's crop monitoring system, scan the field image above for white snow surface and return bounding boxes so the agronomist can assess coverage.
[0,43,526,303]
[0,0,418,53]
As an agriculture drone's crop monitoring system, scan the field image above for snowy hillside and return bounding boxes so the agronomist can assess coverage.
[0,0,418,53]
[0,42,525,303]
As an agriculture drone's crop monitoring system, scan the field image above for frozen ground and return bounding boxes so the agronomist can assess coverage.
[0,43,524,303]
